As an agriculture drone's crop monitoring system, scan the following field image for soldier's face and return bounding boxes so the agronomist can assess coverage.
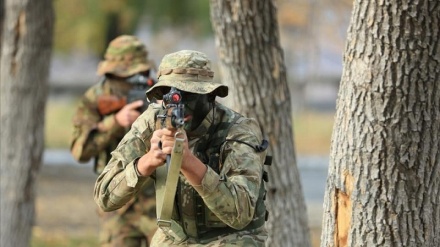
[181,92,211,131]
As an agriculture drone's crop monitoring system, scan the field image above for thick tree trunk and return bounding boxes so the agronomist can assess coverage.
[0,0,4,47]
[321,1,440,246]
[209,0,311,246]
[0,1,54,246]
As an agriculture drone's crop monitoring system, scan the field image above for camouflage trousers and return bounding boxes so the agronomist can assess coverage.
[150,225,268,246]
[98,189,157,247]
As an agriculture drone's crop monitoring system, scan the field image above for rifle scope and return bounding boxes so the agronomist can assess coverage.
[163,87,182,105]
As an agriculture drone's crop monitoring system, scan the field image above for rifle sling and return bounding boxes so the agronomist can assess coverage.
[155,135,187,242]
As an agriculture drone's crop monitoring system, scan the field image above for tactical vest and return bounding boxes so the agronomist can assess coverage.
[169,107,270,242]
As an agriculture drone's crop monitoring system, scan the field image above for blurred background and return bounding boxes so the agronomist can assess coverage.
[36,0,353,246]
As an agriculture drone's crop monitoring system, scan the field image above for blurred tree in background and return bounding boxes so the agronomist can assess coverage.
[210,0,311,246]
[54,0,211,56]
[54,0,146,55]
[142,0,211,35]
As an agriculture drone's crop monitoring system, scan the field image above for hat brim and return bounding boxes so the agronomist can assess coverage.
[97,61,151,77]
[146,80,228,101]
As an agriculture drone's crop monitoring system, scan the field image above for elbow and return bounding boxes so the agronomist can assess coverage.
[231,216,253,230]
[70,147,92,163]
[93,193,107,211]
[94,194,121,212]
[99,205,117,213]
[222,210,254,230]
[93,185,120,212]
[72,153,91,163]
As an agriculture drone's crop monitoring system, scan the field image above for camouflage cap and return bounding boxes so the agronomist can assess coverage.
[97,35,152,77]
[146,50,228,101]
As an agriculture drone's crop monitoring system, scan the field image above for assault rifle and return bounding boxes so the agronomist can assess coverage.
[155,87,187,237]
[126,74,155,113]
[97,73,156,115]
[156,87,185,130]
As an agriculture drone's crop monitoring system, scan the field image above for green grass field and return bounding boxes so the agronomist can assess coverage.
[45,99,77,149]
[32,234,98,247]
[293,111,335,155]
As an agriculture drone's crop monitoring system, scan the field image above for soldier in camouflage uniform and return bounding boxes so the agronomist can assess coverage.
[94,50,269,246]
[71,35,157,246]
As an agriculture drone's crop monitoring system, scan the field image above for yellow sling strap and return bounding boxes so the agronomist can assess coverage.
[155,132,188,242]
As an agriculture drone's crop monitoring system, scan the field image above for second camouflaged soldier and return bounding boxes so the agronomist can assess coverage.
[71,35,157,246]
[94,50,270,246]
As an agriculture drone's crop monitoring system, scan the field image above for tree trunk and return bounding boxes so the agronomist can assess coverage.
[0,1,54,246]
[209,1,311,246]
[0,0,4,47]
[321,1,440,246]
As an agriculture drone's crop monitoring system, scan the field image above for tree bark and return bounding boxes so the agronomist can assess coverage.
[209,0,311,246]
[321,1,440,246]
[0,1,54,246]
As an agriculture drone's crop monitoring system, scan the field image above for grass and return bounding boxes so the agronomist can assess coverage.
[45,99,335,155]
[31,230,320,247]
[31,236,98,247]
[45,99,78,149]
[293,110,335,155]
[31,231,98,247]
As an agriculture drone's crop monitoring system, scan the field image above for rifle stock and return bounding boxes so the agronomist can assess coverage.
[97,95,127,115]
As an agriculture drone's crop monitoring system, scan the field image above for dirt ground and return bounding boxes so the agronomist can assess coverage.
[34,164,100,239]
[34,163,322,246]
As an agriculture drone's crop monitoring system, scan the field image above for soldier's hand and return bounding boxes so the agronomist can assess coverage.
[158,128,188,155]
[137,129,171,176]
[115,100,143,127]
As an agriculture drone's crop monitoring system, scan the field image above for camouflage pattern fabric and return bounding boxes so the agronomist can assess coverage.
[150,225,267,246]
[97,183,156,247]
[175,108,267,240]
[146,50,228,101]
[97,35,153,77]
[71,77,157,246]
[94,103,268,245]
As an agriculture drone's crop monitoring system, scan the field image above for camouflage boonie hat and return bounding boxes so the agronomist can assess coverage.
[146,50,228,101]
[97,35,151,77]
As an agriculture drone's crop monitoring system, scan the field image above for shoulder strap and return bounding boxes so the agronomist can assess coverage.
[155,135,188,243]
[195,113,242,173]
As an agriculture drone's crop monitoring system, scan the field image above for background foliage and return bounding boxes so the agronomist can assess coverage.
[54,0,211,55]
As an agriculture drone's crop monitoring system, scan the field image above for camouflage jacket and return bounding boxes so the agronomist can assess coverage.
[70,77,132,173]
[94,103,268,245]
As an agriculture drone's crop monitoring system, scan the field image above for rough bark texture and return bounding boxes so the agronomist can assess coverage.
[209,0,311,246]
[321,1,440,246]
[1,0,4,47]
[0,1,54,246]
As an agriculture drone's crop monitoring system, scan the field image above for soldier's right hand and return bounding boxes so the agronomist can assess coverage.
[115,100,143,127]
[136,129,168,176]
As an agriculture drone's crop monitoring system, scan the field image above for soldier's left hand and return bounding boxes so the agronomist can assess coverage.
[115,100,143,127]
[159,128,189,156]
